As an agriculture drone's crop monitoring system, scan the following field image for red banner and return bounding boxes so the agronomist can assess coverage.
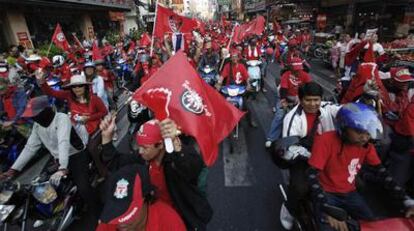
[133,51,245,166]
[51,23,70,52]
[154,4,198,38]
[231,16,266,44]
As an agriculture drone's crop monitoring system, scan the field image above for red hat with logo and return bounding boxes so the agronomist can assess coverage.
[290,57,304,71]
[230,49,240,57]
[99,164,149,226]
[135,120,163,146]
[390,67,413,82]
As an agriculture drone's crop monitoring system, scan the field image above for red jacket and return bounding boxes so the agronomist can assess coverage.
[41,83,108,134]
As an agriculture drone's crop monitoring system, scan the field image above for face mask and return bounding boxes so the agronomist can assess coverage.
[32,107,55,127]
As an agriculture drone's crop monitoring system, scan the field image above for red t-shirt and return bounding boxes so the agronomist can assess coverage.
[40,84,108,134]
[305,112,318,135]
[149,162,173,206]
[280,70,312,97]
[309,131,381,193]
[221,63,249,86]
[95,201,186,231]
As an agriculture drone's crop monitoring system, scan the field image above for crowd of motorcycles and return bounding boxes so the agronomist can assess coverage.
[0,24,413,231]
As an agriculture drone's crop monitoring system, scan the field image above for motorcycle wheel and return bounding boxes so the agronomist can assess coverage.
[313,47,324,59]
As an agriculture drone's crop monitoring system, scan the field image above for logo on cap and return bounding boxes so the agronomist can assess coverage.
[114,178,129,199]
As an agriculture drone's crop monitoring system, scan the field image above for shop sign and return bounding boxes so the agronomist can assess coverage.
[144,14,155,23]
[16,32,33,49]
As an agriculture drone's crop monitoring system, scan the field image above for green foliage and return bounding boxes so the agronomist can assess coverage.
[37,43,64,58]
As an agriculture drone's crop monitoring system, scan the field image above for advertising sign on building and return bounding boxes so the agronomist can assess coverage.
[16,32,33,49]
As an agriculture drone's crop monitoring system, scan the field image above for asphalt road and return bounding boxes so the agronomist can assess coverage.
[6,59,338,231]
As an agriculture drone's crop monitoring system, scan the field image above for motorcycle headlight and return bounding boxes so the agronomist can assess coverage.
[0,205,15,222]
[32,182,57,204]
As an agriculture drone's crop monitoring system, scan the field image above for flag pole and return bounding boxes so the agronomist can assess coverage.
[150,1,159,56]
[46,41,53,57]
[219,24,235,71]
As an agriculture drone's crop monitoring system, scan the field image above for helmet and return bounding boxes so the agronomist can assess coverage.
[52,55,65,67]
[336,103,383,140]
[83,61,96,69]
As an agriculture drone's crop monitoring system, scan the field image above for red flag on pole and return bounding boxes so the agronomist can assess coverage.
[71,33,84,49]
[133,51,245,166]
[153,4,198,39]
[232,16,266,44]
[51,23,71,52]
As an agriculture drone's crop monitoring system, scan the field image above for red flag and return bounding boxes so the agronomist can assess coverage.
[51,23,70,52]
[71,33,83,49]
[133,51,245,166]
[154,4,198,39]
[92,42,103,61]
[139,32,152,47]
[232,16,266,44]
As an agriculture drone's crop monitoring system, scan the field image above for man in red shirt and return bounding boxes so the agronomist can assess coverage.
[99,117,213,230]
[216,50,250,88]
[280,57,312,107]
[308,103,414,231]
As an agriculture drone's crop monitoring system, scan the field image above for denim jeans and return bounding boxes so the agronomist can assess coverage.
[315,191,375,231]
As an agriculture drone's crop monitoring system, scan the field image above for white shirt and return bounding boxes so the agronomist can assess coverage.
[12,113,82,171]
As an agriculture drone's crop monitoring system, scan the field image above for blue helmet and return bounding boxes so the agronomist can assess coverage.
[336,103,383,140]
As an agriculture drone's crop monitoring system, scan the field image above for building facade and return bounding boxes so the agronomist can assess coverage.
[0,0,132,51]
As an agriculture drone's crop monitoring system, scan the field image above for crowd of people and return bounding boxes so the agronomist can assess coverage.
[0,12,413,231]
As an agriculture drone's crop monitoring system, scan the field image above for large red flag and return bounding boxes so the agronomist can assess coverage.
[154,4,198,39]
[232,16,266,44]
[51,23,70,52]
[133,51,245,166]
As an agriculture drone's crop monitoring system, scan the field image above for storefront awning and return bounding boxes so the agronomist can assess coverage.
[0,0,131,11]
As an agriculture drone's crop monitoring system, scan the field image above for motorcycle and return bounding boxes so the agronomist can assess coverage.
[246,60,262,93]
[221,85,246,140]
[311,43,332,67]
[199,65,218,87]
[0,156,80,231]
[115,59,133,89]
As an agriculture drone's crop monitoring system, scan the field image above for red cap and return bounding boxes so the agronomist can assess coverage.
[290,57,303,71]
[230,49,240,57]
[390,67,413,82]
[288,39,298,47]
[135,120,163,146]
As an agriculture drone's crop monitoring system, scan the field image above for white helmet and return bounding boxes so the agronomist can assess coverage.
[52,55,65,67]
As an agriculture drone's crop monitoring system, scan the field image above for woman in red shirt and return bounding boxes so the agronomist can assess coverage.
[38,74,108,138]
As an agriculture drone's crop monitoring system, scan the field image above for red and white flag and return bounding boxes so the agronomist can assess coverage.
[51,23,70,52]
[232,16,266,44]
[153,4,198,39]
[133,51,245,166]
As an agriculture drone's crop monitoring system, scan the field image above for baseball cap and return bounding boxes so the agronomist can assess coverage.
[290,57,304,71]
[21,96,49,118]
[135,120,163,146]
[99,164,149,225]
[390,67,413,82]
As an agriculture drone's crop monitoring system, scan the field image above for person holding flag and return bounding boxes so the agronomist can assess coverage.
[98,115,213,231]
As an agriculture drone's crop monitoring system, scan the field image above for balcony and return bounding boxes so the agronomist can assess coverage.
[0,0,131,11]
